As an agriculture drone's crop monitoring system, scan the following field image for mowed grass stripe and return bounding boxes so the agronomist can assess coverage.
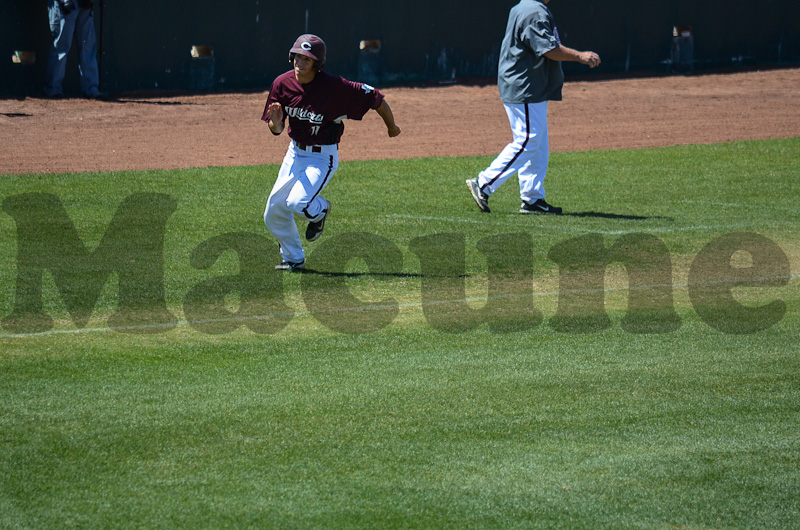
[1,272,796,339]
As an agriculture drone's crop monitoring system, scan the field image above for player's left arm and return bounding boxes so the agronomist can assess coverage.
[374,99,401,137]
[544,45,601,68]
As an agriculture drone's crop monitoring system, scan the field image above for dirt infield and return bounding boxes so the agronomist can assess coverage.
[1,68,799,175]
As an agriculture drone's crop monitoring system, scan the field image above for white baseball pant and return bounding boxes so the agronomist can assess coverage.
[264,141,339,263]
[477,101,549,203]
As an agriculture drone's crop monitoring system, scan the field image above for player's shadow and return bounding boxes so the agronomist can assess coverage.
[562,211,673,221]
[299,269,463,279]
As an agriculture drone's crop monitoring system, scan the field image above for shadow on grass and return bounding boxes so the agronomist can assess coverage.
[562,211,673,221]
[299,269,467,279]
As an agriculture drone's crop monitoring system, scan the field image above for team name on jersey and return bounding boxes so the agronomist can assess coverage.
[285,106,324,125]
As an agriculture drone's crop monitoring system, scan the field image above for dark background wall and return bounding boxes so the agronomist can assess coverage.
[2,0,799,96]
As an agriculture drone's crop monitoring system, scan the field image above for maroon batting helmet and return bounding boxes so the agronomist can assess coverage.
[289,34,326,70]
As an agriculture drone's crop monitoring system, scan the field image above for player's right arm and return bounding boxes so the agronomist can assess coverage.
[267,102,285,134]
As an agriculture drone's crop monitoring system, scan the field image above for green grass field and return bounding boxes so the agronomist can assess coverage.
[1,139,799,528]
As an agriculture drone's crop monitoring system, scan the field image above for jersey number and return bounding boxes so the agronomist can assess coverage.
[311,125,320,136]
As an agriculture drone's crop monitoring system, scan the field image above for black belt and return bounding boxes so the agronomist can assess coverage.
[296,143,323,153]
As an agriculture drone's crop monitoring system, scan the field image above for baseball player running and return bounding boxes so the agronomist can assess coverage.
[262,34,401,271]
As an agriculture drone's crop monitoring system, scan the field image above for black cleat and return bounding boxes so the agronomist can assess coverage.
[305,200,331,242]
[466,178,490,213]
[86,91,111,101]
[520,198,562,215]
[275,260,305,272]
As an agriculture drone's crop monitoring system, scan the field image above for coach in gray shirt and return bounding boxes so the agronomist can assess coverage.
[467,0,600,214]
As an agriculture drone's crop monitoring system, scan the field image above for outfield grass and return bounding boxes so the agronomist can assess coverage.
[1,139,799,528]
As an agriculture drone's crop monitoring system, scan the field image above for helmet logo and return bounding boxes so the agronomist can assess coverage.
[301,42,312,51]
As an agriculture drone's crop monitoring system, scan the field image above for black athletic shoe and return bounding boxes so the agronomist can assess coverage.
[86,91,111,101]
[275,260,305,272]
[305,200,330,242]
[466,178,490,213]
[520,198,562,214]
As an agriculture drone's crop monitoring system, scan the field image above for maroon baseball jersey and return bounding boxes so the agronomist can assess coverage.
[262,70,385,146]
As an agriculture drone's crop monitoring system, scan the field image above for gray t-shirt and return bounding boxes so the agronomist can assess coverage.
[498,0,564,104]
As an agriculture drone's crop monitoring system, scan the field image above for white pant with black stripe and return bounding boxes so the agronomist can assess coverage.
[477,101,549,203]
[264,141,338,263]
